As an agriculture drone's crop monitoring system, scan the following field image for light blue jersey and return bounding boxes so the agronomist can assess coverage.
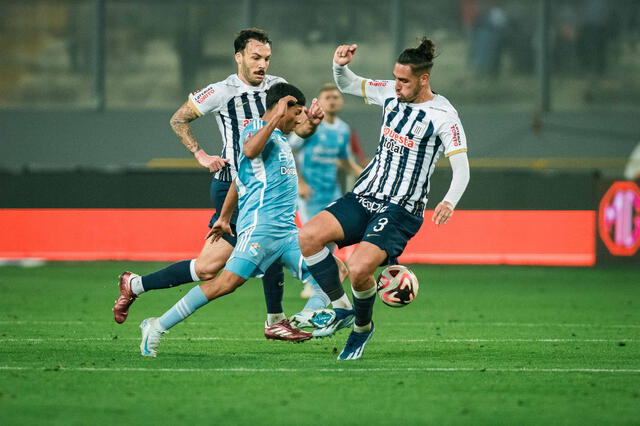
[235,119,298,234]
[289,118,351,221]
[226,119,303,279]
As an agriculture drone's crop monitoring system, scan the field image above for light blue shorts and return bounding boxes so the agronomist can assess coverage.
[224,227,312,281]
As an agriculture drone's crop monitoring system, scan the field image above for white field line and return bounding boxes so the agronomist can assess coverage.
[0,337,635,343]
[1,320,639,328]
[0,366,639,374]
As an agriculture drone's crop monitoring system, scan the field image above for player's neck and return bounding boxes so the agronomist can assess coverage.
[412,88,435,104]
[236,72,260,87]
[324,113,337,124]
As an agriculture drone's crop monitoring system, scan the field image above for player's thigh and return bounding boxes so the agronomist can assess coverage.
[195,235,234,279]
[346,241,388,290]
[298,210,346,255]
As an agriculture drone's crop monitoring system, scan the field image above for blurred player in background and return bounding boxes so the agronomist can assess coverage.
[113,28,326,340]
[299,38,471,360]
[139,84,345,356]
[289,84,363,299]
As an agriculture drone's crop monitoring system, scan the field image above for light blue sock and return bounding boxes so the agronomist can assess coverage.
[303,279,331,311]
[158,286,209,330]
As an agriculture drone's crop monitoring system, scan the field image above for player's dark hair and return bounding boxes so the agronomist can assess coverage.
[234,28,271,53]
[265,83,306,110]
[318,83,340,94]
[397,37,436,75]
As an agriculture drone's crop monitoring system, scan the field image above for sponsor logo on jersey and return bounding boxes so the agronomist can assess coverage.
[192,87,215,104]
[411,121,428,138]
[280,166,297,175]
[382,139,405,154]
[451,124,461,147]
[368,80,388,87]
[356,196,389,213]
[383,126,414,148]
[242,119,252,128]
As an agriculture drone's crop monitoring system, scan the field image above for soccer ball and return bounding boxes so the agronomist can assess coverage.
[376,265,419,308]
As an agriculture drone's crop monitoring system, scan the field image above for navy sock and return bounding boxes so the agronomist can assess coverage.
[304,248,344,301]
[141,260,196,291]
[262,262,284,314]
[352,287,376,327]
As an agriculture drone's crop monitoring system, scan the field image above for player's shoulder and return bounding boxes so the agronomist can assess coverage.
[243,118,265,132]
[265,75,287,86]
[424,94,461,121]
[333,117,350,132]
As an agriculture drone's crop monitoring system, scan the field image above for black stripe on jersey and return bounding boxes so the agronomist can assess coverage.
[361,99,401,194]
[389,109,426,199]
[218,115,232,181]
[253,92,265,116]
[399,120,434,208]
[378,105,413,198]
[412,134,442,215]
[226,97,241,179]
[240,93,253,118]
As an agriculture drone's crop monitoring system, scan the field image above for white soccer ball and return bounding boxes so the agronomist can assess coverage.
[376,265,419,308]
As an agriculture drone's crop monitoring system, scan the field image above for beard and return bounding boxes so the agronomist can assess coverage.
[241,63,264,86]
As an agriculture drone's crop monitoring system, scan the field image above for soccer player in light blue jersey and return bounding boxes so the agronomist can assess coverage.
[290,84,363,223]
[139,83,344,357]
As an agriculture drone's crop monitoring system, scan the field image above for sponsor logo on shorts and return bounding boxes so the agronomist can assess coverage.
[357,196,388,213]
[249,242,261,256]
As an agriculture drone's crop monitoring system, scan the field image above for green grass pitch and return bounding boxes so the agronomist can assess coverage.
[0,262,639,425]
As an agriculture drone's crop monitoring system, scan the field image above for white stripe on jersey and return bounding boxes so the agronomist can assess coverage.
[353,98,442,216]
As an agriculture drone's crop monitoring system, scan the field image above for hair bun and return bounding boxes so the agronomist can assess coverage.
[417,37,435,62]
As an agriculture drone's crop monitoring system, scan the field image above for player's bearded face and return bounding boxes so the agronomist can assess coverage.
[393,63,425,103]
[237,40,271,86]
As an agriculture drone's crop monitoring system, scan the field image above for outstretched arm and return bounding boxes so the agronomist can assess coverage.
[332,44,367,97]
[432,153,470,226]
[170,101,228,172]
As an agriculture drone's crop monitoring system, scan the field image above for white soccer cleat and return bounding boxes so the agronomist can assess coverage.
[290,309,336,329]
[139,317,166,357]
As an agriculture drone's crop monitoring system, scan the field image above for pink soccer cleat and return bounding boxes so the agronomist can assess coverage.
[264,319,313,342]
[113,271,138,324]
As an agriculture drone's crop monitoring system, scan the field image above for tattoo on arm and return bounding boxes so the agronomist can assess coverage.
[170,101,201,153]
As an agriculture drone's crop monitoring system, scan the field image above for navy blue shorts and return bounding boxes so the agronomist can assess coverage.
[325,192,423,265]
[207,178,239,246]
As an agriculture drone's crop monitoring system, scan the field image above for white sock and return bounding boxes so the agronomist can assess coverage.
[331,294,353,310]
[130,276,144,296]
[354,322,372,333]
[267,313,286,326]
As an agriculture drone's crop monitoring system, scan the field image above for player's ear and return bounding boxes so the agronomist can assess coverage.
[234,51,243,66]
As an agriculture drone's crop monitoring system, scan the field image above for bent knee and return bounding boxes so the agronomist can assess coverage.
[195,260,223,281]
[348,263,375,288]
[298,226,323,256]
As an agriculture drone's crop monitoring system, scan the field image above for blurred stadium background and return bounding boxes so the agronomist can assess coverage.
[1,0,639,263]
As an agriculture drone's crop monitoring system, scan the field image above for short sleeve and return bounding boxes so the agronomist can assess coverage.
[439,116,468,158]
[188,83,226,116]
[361,79,396,106]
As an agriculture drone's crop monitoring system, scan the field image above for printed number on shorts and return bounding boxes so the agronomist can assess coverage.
[373,218,389,232]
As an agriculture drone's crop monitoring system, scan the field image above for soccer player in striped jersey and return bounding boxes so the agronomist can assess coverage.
[113,29,326,340]
[299,38,471,360]
[139,83,339,356]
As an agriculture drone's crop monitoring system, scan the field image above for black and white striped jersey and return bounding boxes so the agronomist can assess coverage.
[349,79,468,217]
[188,74,286,181]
